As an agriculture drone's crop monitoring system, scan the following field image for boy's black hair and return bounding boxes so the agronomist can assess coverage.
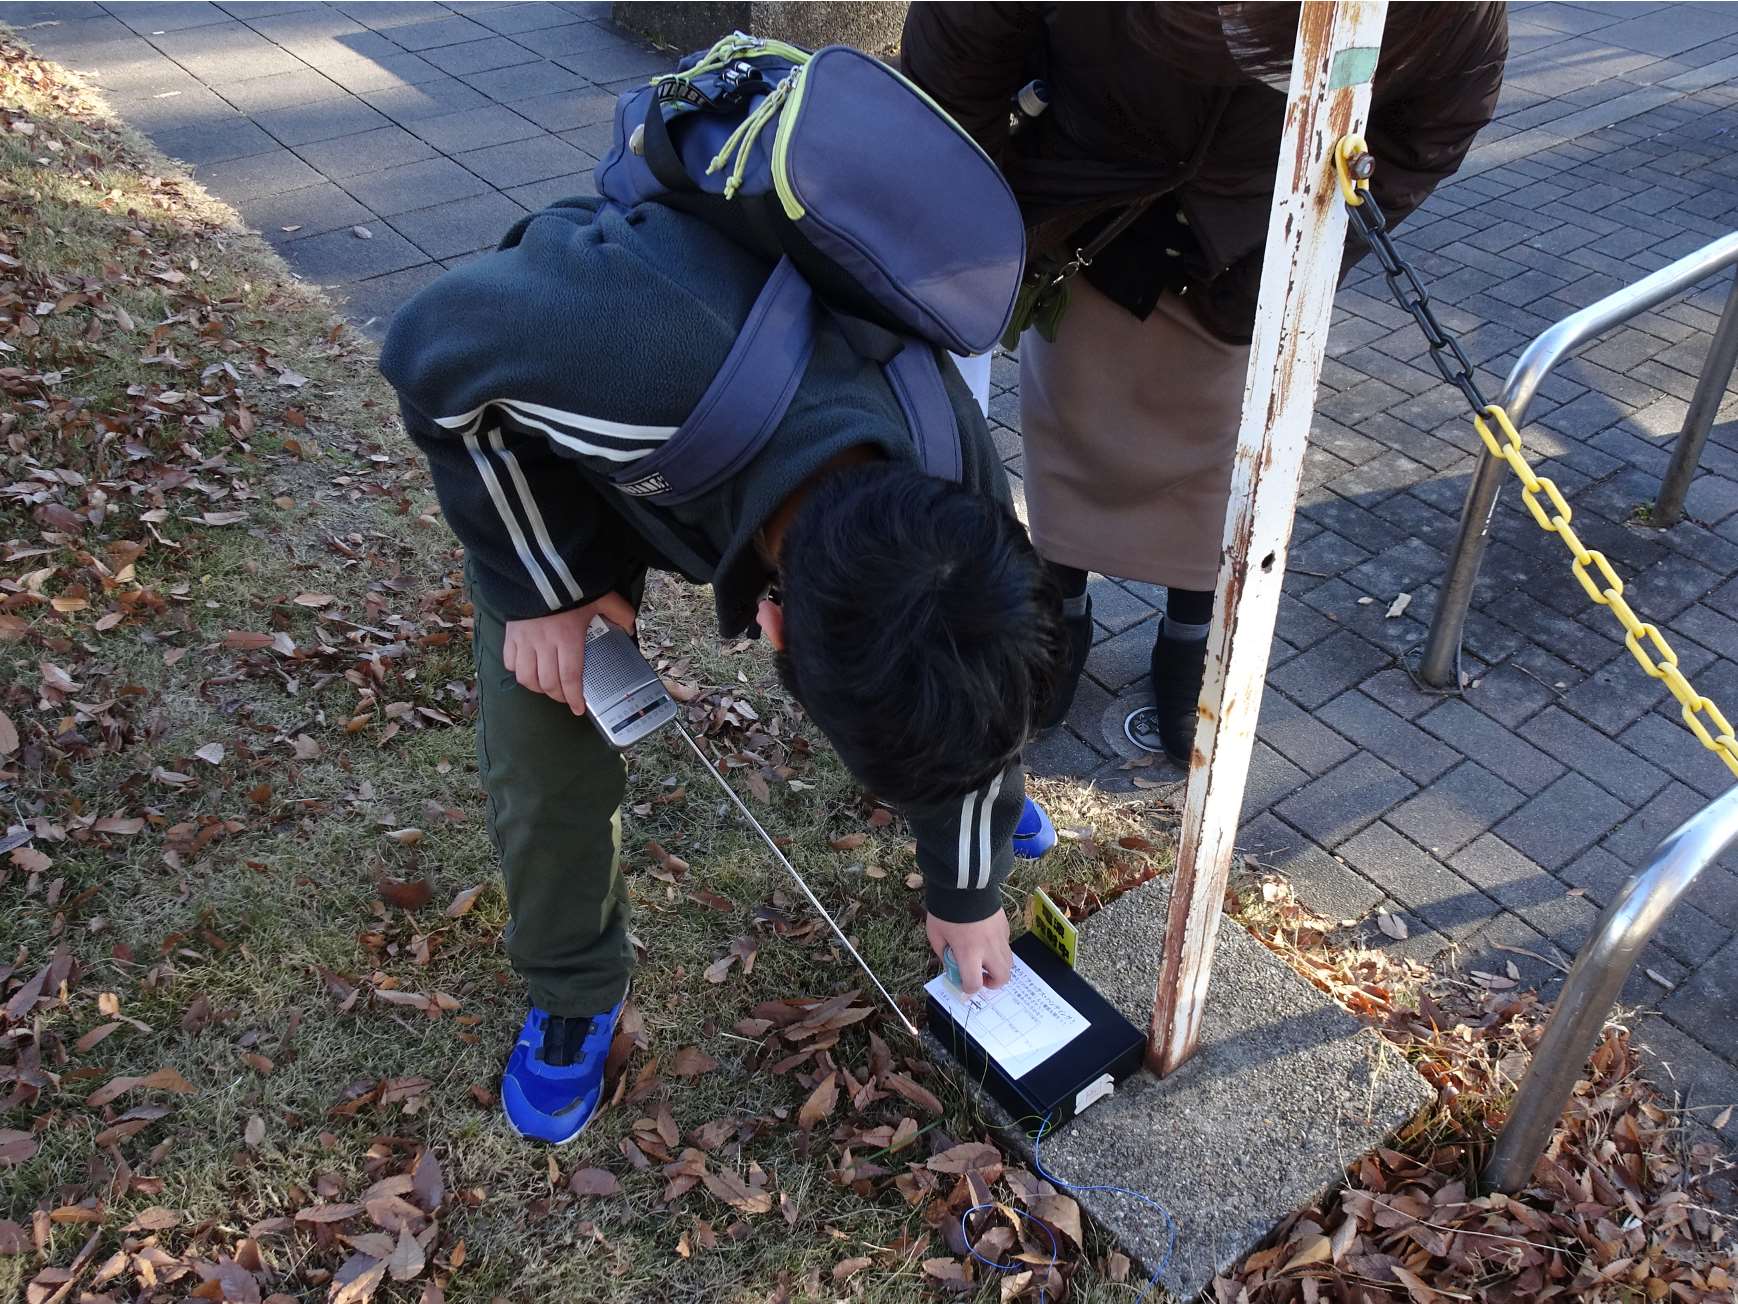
[776,464,1065,806]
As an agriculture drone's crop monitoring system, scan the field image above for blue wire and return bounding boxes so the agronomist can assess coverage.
[957,1110,1179,1303]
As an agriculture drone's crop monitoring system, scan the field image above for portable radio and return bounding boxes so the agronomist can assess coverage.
[580,625,680,749]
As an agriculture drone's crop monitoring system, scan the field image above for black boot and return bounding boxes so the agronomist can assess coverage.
[1149,624,1208,764]
[1038,595,1093,731]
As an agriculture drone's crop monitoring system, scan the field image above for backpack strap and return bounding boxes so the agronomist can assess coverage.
[611,255,818,504]
[882,343,962,483]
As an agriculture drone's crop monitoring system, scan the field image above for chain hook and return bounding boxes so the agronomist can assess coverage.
[1335,134,1374,207]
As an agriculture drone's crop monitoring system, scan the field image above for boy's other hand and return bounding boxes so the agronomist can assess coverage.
[502,592,637,716]
[926,909,1012,997]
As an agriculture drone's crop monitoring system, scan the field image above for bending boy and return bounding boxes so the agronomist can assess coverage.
[381,197,1064,1144]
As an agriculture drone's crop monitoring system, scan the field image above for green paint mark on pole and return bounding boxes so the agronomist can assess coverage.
[1328,46,1380,89]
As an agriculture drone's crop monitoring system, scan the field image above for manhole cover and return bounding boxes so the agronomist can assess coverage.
[1123,705,1166,755]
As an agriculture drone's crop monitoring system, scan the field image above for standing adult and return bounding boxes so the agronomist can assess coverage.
[903,2,1508,762]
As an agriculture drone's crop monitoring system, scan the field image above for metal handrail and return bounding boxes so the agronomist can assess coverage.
[1482,783,1738,1192]
[1418,231,1738,688]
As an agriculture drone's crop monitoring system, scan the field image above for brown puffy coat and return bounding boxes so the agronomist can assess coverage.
[901,2,1509,344]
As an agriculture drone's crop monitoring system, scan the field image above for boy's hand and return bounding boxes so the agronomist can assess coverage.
[502,592,637,716]
[926,909,1012,997]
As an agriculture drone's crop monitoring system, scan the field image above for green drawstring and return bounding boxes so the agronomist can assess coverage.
[705,73,795,199]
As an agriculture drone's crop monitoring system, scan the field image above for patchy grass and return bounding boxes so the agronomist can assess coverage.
[0,35,1177,1304]
[4,27,1733,1304]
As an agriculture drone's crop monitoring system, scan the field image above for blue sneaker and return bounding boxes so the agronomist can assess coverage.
[1012,796,1056,859]
[501,1000,624,1144]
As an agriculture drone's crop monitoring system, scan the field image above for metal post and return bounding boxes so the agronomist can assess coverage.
[1482,784,1738,1192]
[1418,232,1738,689]
[1656,270,1738,526]
[1149,0,1388,1078]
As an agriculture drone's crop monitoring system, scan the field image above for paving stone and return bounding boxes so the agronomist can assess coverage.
[1562,843,1734,965]
[384,14,493,51]
[151,116,277,167]
[1267,630,1392,711]
[527,20,635,58]
[1457,657,1563,726]
[1022,724,1104,781]
[454,133,591,188]
[1386,760,1526,857]
[1243,742,1311,821]
[340,155,489,216]
[467,1,588,34]
[251,93,387,146]
[1493,771,1627,870]
[1085,623,1158,694]
[217,66,346,113]
[316,51,443,94]
[1618,710,1736,798]
[416,34,541,77]
[1447,832,1559,912]
[1633,1017,1738,1144]
[1273,753,1416,848]
[461,58,587,102]
[106,82,240,133]
[1258,689,1357,777]
[112,0,233,33]
[294,124,434,179]
[387,190,523,260]
[1444,910,1569,990]
[1239,814,1387,921]
[401,103,539,154]
[1357,667,1438,721]
[1273,591,1337,650]
[287,223,428,283]
[194,146,325,200]
[1316,690,1461,784]
[340,261,446,338]
[1662,935,1738,1055]
[553,42,671,82]
[359,75,493,123]
[1517,704,1670,805]
[1417,697,1567,795]
[1335,821,1495,943]
[149,20,306,83]
[1087,577,1157,635]
[236,180,375,243]
[331,1,449,31]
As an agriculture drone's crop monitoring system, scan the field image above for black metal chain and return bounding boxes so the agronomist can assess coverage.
[1345,194,1491,416]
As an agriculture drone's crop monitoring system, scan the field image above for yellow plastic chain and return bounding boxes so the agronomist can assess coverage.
[1333,134,1738,780]
[1470,406,1738,777]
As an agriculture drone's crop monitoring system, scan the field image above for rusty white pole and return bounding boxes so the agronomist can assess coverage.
[1150,0,1388,1077]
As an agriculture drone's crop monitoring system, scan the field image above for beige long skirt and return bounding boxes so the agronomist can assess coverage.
[1018,277,1252,592]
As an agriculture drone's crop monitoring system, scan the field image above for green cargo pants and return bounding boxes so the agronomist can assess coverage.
[468,564,635,1017]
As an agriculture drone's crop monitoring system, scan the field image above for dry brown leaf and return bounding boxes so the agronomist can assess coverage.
[922,1257,974,1290]
[0,1130,38,1167]
[1714,1105,1733,1131]
[296,1203,364,1225]
[1377,911,1408,941]
[378,878,432,910]
[386,1225,424,1282]
[701,1167,772,1215]
[195,742,225,765]
[833,1256,872,1282]
[797,1071,839,1131]
[12,846,51,875]
[927,1142,1001,1175]
[383,828,424,846]
[886,1072,943,1116]
[244,1115,265,1149]
[830,833,867,851]
[569,1168,621,1197]
[672,1046,720,1078]
[328,1252,386,1304]
[1281,1234,1332,1272]
[445,884,486,917]
[0,709,17,757]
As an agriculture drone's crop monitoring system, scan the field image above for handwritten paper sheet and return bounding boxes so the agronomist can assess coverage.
[926,955,1089,1079]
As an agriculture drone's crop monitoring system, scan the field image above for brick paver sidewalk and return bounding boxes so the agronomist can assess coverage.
[9,0,1738,1127]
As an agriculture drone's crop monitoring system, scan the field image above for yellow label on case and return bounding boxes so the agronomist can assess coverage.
[1026,889,1078,969]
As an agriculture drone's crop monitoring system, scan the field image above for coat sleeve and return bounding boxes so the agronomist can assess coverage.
[899,1,1045,165]
[899,759,1027,923]
[1364,3,1509,227]
[380,255,649,623]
